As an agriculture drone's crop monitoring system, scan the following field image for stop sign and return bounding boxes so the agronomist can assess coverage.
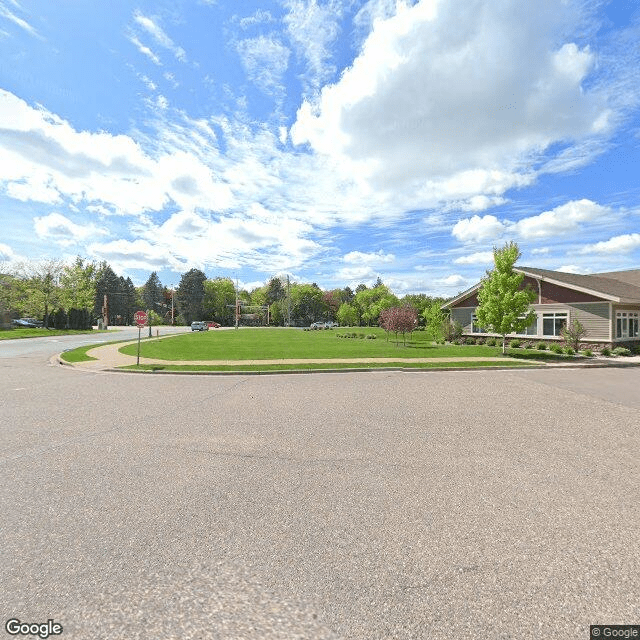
[134,310,148,327]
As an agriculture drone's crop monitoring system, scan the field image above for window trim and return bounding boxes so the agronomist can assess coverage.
[542,312,568,337]
[616,310,639,339]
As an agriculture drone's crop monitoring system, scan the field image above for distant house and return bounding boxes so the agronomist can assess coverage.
[442,267,640,348]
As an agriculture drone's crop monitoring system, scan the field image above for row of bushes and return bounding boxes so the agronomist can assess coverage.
[336,332,377,340]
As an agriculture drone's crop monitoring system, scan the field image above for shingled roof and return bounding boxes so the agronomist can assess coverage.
[443,266,640,308]
[515,267,640,303]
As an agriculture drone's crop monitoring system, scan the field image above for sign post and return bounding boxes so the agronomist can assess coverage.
[134,310,148,366]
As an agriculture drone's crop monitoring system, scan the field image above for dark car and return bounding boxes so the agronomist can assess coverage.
[12,318,43,328]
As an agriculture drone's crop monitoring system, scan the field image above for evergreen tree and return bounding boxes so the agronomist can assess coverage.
[176,268,206,324]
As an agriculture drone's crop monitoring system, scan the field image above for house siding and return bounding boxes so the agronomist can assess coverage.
[569,302,611,341]
[451,307,473,332]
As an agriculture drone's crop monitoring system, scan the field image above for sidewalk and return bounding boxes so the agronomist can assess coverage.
[59,338,640,373]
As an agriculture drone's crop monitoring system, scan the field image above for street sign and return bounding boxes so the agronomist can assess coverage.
[134,310,147,327]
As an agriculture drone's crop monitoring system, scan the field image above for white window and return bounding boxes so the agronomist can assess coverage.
[542,312,567,337]
[616,311,639,339]
[515,315,538,336]
[471,314,486,334]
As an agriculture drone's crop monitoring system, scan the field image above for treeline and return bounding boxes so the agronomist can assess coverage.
[0,259,447,329]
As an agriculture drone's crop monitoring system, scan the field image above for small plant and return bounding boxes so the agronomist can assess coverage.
[550,343,563,354]
[536,342,547,350]
[475,337,485,345]
[358,333,366,339]
[465,336,476,345]
[509,339,521,348]
[365,334,377,339]
[564,346,575,355]
[583,349,593,357]
[612,346,631,356]
[560,318,587,351]
[601,346,611,357]
[485,337,496,346]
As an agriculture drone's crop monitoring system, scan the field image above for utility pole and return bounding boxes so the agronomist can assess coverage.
[235,277,239,330]
[102,294,109,329]
[171,287,174,325]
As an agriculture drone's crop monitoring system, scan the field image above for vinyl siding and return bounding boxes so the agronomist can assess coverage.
[570,303,610,341]
[451,307,473,332]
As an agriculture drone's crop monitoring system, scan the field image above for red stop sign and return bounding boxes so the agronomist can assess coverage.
[134,310,148,327]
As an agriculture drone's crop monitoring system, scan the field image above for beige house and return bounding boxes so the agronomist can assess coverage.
[443,267,640,348]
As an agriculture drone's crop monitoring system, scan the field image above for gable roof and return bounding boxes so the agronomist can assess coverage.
[443,266,640,308]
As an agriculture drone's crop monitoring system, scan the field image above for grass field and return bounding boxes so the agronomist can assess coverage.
[0,328,107,340]
[118,327,575,362]
[120,360,538,372]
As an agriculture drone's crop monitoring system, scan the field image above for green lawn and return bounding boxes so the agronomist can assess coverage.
[120,360,537,372]
[119,327,546,361]
[0,328,107,340]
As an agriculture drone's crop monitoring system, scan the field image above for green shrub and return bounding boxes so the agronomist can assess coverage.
[365,334,377,339]
[601,346,611,356]
[583,349,593,357]
[564,346,575,355]
[550,344,563,354]
[475,337,485,345]
[509,339,521,348]
[612,346,631,356]
[536,342,547,350]
[465,336,476,345]
[485,337,496,346]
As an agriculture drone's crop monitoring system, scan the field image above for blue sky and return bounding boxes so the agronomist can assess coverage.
[1,0,639,296]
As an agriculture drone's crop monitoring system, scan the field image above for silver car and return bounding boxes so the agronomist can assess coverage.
[190,321,208,331]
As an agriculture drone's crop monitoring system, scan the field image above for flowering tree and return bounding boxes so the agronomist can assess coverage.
[380,306,418,345]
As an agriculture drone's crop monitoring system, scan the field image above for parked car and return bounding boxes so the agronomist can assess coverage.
[325,321,338,328]
[206,321,221,328]
[310,322,326,329]
[190,321,208,331]
[12,318,44,328]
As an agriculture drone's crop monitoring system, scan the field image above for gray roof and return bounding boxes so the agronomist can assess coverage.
[443,266,640,308]
[516,267,640,303]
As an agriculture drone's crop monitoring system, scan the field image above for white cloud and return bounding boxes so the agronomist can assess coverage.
[0,242,16,261]
[133,11,187,62]
[579,233,640,255]
[34,212,108,247]
[513,199,608,239]
[87,238,172,272]
[0,5,39,38]
[291,0,609,206]
[128,34,161,65]
[237,10,275,29]
[452,215,506,243]
[0,90,233,216]
[343,249,395,264]
[531,247,550,255]
[439,274,467,288]
[283,0,342,93]
[453,251,494,265]
[556,264,590,274]
[236,35,290,95]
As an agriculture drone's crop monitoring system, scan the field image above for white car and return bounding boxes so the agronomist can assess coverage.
[190,321,208,331]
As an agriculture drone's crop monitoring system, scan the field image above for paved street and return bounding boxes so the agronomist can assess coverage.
[1,339,639,639]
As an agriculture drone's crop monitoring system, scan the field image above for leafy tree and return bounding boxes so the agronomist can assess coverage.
[203,278,236,325]
[322,290,341,321]
[176,268,207,325]
[290,283,325,326]
[353,284,399,326]
[341,286,354,304]
[475,241,536,354]
[60,257,96,313]
[336,302,358,327]
[355,283,368,294]
[15,259,65,327]
[379,306,418,344]
[266,277,286,304]
[422,302,448,343]
[560,318,587,351]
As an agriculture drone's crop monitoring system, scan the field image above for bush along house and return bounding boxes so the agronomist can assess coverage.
[442,267,640,350]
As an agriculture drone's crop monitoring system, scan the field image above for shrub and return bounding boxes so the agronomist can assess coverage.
[536,342,547,350]
[583,349,593,357]
[465,336,476,345]
[560,318,587,351]
[358,333,366,339]
[550,344,563,354]
[485,337,496,346]
[612,346,631,356]
[475,337,485,345]
[601,346,611,357]
[443,320,464,342]
[564,346,575,355]
[365,334,377,339]
[509,339,521,348]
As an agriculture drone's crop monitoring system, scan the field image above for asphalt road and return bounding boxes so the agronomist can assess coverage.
[1,338,639,639]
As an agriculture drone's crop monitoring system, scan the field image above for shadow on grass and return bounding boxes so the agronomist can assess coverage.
[505,350,580,362]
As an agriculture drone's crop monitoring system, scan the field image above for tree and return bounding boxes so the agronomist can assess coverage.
[203,277,236,325]
[175,268,207,325]
[475,242,537,354]
[422,301,447,343]
[15,259,65,328]
[336,302,358,327]
[379,306,418,345]
[290,283,325,326]
[560,318,587,351]
[142,272,163,313]
[353,284,399,326]
[60,257,96,314]
[266,277,286,304]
